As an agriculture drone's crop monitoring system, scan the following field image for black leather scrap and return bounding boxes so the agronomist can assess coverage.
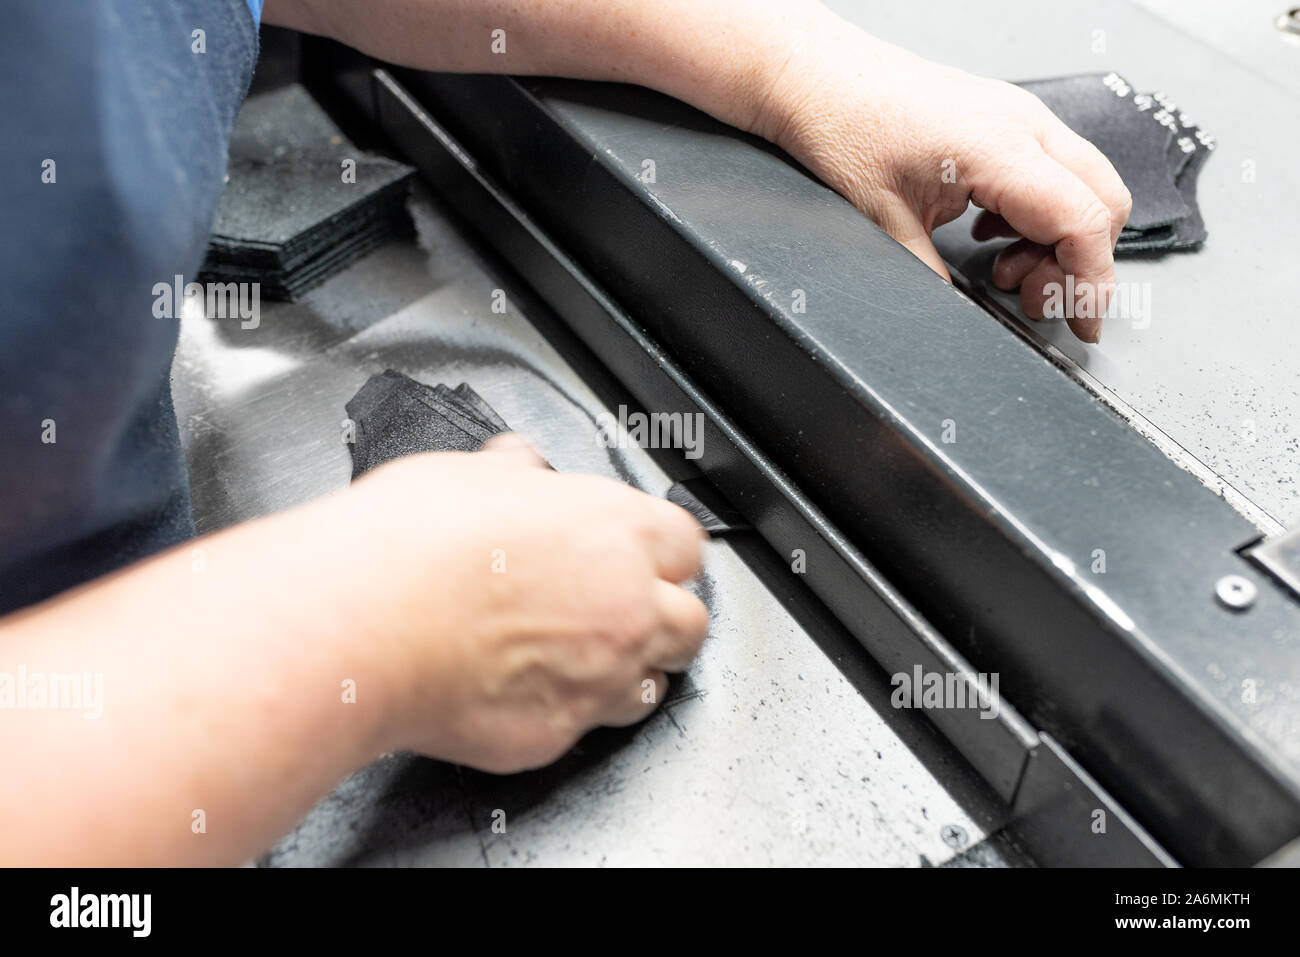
[1017,73,1213,254]
[200,84,415,300]
[345,372,729,536]
[345,371,507,479]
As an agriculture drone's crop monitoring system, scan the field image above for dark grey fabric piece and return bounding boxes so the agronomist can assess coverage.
[200,84,415,301]
[1018,73,1213,255]
[447,383,510,433]
[1167,135,1212,249]
[207,220,405,299]
[345,374,731,538]
[1018,73,1192,232]
[1115,123,1212,252]
[345,371,509,479]
[1160,106,1200,180]
[398,376,498,444]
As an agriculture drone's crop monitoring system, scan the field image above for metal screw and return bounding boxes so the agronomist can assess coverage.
[941,824,969,849]
[1215,575,1257,611]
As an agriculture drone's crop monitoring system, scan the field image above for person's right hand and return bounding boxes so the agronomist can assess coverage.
[342,434,708,773]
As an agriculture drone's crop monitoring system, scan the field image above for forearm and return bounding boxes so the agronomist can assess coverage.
[0,492,393,866]
[265,0,851,138]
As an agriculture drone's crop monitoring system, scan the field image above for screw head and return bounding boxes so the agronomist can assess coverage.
[941,824,969,849]
[1215,575,1257,611]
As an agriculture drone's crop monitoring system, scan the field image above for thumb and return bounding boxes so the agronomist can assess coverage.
[478,432,548,469]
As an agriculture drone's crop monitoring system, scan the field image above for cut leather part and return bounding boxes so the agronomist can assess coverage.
[1168,137,1212,249]
[1115,123,1212,253]
[345,371,506,479]
[345,372,731,536]
[203,218,408,299]
[1019,74,1189,230]
[1018,73,1213,255]
[200,83,416,301]
[447,383,510,433]
[394,375,499,444]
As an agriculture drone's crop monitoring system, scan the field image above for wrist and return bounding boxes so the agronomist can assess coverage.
[273,489,417,761]
[743,6,830,145]
[746,16,912,207]
[323,471,468,759]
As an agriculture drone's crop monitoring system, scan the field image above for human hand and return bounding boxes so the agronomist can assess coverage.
[343,434,708,773]
[754,12,1131,343]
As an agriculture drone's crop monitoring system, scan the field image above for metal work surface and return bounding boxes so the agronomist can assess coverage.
[359,68,1174,866]
[383,10,1300,858]
[172,191,1005,866]
[851,0,1300,529]
[172,0,1300,867]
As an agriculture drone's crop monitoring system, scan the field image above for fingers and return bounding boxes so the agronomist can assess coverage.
[602,504,708,727]
[1021,254,1103,344]
[646,579,709,673]
[595,551,709,728]
[603,669,670,727]
[992,238,1053,291]
[1035,120,1132,246]
[971,211,1020,241]
[591,551,708,729]
[970,146,1117,337]
[641,496,706,584]
[478,432,547,468]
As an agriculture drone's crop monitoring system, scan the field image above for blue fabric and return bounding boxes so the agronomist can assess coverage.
[0,0,258,614]
[247,0,264,24]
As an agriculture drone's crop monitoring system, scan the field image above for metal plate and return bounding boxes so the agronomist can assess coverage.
[385,62,1300,864]
[173,190,1004,866]
[851,0,1300,529]
[360,69,1183,864]
[1249,525,1300,599]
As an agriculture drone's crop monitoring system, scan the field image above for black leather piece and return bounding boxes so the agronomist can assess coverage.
[448,382,510,432]
[397,374,498,444]
[201,83,415,300]
[1018,74,1190,231]
[345,371,506,479]
[346,373,740,537]
[1168,136,1211,249]
[1020,74,1212,254]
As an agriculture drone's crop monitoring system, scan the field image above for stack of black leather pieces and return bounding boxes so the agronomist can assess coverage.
[1019,72,1214,253]
[201,84,415,300]
[345,370,748,535]
[346,371,508,478]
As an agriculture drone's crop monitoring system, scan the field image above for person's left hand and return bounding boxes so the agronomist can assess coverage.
[752,15,1131,344]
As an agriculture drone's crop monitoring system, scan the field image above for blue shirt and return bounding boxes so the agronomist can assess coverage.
[0,1,259,612]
